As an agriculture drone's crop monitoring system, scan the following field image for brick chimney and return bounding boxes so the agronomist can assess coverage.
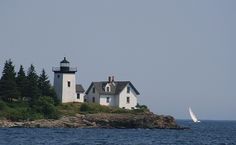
[112,76,115,82]
[108,76,111,83]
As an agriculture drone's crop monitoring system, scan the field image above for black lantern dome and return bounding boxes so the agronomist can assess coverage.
[60,57,70,70]
[53,57,77,73]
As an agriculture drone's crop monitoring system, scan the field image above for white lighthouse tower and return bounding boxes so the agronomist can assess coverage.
[53,57,77,103]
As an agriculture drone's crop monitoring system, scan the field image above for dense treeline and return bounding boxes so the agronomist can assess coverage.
[0,59,59,120]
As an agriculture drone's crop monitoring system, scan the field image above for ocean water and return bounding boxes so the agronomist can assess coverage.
[0,120,235,145]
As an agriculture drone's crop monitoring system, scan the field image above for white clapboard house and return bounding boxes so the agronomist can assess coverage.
[85,76,140,109]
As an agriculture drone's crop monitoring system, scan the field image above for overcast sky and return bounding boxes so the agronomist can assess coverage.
[0,0,235,120]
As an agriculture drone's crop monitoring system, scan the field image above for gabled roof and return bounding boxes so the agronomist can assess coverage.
[85,81,140,95]
[76,84,85,93]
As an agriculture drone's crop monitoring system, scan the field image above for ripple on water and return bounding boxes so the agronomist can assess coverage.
[0,121,236,145]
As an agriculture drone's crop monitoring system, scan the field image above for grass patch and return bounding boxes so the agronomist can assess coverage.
[0,96,60,121]
[79,103,149,114]
[57,103,82,116]
[0,99,150,121]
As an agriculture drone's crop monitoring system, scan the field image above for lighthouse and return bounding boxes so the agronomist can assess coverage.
[53,57,77,103]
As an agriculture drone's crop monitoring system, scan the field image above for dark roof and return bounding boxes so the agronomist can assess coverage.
[60,57,70,63]
[85,81,140,95]
[76,84,85,93]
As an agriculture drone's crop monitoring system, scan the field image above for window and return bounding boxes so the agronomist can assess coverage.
[92,97,95,103]
[126,97,130,104]
[77,93,80,99]
[57,75,60,78]
[106,87,110,92]
[84,99,87,102]
[67,81,71,87]
[106,97,110,103]
[127,87,130,94]
[92,87,95,93]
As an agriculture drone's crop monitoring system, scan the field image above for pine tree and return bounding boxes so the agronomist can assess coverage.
[38,69,51,96]
[0,59,20,101]
[16,65,27,100]
[25,64,40,104]
[38,69,58,104]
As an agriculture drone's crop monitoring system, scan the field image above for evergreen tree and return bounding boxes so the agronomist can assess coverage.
[49,87,59,105]
[16,65,27,99]
[0,59,20,101]
[38,69,58,104]
[38,69,51,96]
[25,64,40,104]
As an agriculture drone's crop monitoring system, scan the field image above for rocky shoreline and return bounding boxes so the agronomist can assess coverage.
[0,112,186,129]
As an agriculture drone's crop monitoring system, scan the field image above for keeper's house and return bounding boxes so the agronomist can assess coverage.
[85,76,140,109]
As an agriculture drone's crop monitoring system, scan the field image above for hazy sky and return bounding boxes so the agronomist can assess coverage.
[0,0,235,120]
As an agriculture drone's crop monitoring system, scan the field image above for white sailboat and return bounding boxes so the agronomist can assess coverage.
[189,107,200,123]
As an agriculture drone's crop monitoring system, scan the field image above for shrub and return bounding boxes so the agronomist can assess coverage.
[136,103,148,109]
[33,96,60,119]
[0,100,7,111]
[6,108,31,121]
[80,103,111,113]
[79,103,143,114]
[80,103,90,112]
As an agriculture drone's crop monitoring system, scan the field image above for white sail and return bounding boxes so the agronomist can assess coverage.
[189,107,200,123]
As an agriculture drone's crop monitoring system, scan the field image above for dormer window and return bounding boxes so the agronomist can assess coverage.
[106,86,110,92]
[127,86,130,94]
[92,87,95,93]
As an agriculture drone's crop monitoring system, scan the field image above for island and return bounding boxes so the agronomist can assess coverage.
[0,59,184,129]
[0,102,184,129]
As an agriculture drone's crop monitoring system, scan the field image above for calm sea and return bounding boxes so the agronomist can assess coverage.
[0,120,235,145]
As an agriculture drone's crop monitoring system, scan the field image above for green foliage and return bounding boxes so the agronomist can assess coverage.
[38,69,51,97]
[16,65,27,99]
[38,69,59,104]
[49,87,59,105]
[0,59,60,121]
[6,108,44,121]
[80,103,111,113]
[136,103,149,110]
[6,108,30,121]
[25,64,40,104]
[80,103,140,114]
[0,101,30,121]
[0,100,7,111]
[80,103,90,112]
[57,103,81,116]
[79,103,149,114]
[125,103,149,114]
[32,96,60,119]
[0,59,20,101]
[0,59,16,80]
[0,60,57,104]
[110,108,130,113]
[0,97,59,121]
